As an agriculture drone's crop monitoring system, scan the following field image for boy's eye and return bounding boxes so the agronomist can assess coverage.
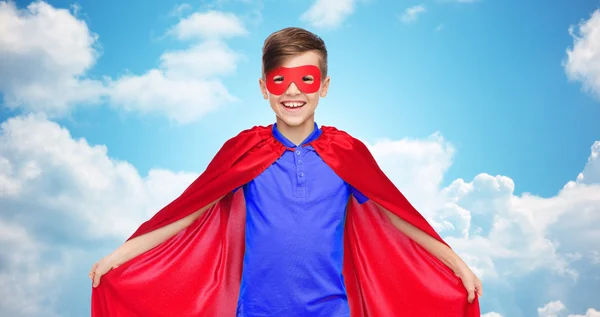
[302,76,314,82]
[273,76,284,83]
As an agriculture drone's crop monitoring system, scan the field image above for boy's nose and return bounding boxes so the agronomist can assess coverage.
[285,82,301,95]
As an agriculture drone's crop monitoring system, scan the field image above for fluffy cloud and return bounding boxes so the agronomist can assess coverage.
[367,133,455,221]
[168,10,247,40]
[575,141,600,184]
[107,67,237,124]
[0,114,199,239]
[107,10,247,123]
[371,134,600,282]
[483,301,600,317]
[564,9,600,100]
[482,313,503,317]
[0,1,105,116]
[300,0,356,29]
[0,220,62,317]
[400,5,427,24]
[365,133,600,315]
[538,300,600,317]
[169,3,192,17]
[538,300,568,317]
[0,114,200,316]
[0,1,246,124]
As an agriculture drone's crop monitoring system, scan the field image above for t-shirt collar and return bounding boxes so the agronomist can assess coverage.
[272,122,322,148]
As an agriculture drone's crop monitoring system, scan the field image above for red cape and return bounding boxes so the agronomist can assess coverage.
[91,125,480,316]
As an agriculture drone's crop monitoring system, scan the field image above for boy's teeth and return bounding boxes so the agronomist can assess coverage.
[283,102,305,108]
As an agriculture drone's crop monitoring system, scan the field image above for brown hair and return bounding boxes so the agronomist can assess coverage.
[262,27,328,78]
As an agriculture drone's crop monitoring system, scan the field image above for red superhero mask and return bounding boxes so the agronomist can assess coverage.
[265,65,322,95]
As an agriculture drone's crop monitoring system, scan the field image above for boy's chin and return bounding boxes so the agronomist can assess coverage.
[276,116,314,128]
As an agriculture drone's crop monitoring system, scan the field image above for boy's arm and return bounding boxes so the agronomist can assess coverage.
[114,195,224,264]
[374,202,483,303]
[90,195,225,287]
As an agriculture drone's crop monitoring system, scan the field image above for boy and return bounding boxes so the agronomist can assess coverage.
[90,27,482,316]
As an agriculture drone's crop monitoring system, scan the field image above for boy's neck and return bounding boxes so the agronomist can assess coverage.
[275,117,316,146]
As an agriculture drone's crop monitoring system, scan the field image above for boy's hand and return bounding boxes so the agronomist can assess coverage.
[454,262,482,303]
[87,197,222,288]
[89,255,121,288]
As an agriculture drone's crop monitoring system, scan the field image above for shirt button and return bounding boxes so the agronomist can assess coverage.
[297,160,303,165]
[299,172,304,178]
[295,150,301,156]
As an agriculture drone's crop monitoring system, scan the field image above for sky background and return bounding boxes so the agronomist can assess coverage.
[1,0,600,316]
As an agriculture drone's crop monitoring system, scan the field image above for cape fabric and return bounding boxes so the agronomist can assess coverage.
[91,125,480,317]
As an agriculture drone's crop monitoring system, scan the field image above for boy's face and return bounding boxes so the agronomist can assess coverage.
[259,51,330,129]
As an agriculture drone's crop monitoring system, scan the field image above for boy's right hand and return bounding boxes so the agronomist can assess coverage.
[89,255,120,288]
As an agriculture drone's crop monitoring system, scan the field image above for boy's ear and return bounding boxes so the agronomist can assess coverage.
[320,76,331,98]
[258,78,268,99]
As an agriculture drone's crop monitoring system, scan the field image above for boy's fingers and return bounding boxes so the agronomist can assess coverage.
[88,264,97,281]
[92,265,106,287]
[93,273,101,288]
[467,286,475,303]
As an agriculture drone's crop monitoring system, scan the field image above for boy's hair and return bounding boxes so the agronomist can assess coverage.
[262,27,328,78]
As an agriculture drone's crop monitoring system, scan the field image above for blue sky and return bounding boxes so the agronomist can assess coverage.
[1,0,599,316]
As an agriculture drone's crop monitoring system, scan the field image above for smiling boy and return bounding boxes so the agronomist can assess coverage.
[91,27,482,317]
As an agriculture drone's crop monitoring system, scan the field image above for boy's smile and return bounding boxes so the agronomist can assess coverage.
[280,100,306,111]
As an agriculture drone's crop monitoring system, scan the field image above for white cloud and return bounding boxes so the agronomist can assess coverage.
[108,71,235,124]
[0,1,247,124]
[564,10,600,100]
[367,133,455,220]
[575,141,600,184]
[0,220,62,317]
[169,3,192,17]
[538,300,600,317]
[591,250,600,264]
[300,0,356,29]
[0,1,105,116]
[159,40,244,79]
[0,114,199,239]
[0,114,200,316]
[361,133,600,317]
[573,309,600,317]
[363,133,600,287]
[450,173,600,282]
[538,300,567,317]
[400,5,427,24]
[482,313,503,317]
[168,10,248,40]
[107,11,247,123]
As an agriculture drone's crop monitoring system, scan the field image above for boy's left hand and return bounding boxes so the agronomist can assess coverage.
[454,262,482,303]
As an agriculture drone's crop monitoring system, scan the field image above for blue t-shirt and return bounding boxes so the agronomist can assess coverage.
[235,123,368,317]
